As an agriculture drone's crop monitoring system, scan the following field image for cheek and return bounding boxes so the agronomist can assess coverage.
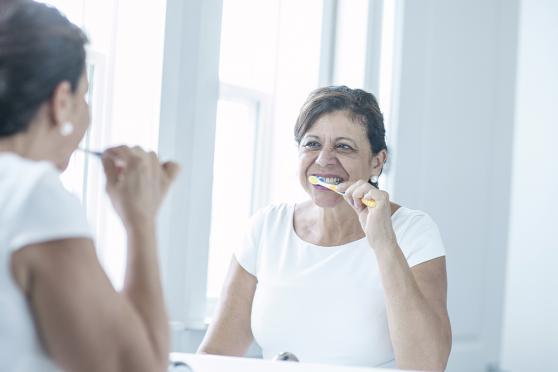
[76,102,91,131]
[297,152,315,187]
[298,152,315,174]
[338,157,371,181]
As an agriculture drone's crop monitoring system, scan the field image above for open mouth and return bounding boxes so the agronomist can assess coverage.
[313,175,344,185]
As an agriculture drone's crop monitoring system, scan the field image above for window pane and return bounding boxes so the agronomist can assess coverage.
[207,98,258,298]
[219,0,280,92]
[332,0,369,88]
[379,0,397,128]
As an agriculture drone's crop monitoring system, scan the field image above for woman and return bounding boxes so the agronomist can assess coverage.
[0,2,178,371]
[199,86,452,370]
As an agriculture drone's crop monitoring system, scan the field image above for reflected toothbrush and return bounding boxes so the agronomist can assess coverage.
[308,175,376,208]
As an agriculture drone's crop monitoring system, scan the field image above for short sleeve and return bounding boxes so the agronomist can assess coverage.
[395,212,446,268]
[8,169,93,252]
[234,207,269,276]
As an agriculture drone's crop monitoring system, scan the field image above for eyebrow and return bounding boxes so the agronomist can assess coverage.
[303,135,358,146]
[336,137,358,147]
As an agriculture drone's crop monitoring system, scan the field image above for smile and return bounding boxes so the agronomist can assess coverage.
[311,175,344,185]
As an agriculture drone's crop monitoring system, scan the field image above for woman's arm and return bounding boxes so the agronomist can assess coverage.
[376,249,451,371]
[341,181,452,371]
[198,257,257,356]
[10,146,179,372]
[11,237,167,372]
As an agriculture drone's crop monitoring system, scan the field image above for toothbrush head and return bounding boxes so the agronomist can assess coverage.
[308,175,340,193]
[308,175,320,185]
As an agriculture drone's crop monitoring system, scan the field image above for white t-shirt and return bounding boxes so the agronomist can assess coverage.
[235,203,445,368]
[0,153,92,372]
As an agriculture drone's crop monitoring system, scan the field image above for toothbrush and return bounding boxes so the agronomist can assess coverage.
[78,147,103,157]
[308,175,376,208]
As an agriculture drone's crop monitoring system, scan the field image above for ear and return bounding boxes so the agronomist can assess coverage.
[371,149,387,175]
[48,81,73,129]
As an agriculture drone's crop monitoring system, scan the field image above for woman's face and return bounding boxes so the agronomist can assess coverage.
[298,110,377,208]
[55,71,91,170]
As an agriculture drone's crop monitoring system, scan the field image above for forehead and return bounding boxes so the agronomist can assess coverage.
[304,111,368,141]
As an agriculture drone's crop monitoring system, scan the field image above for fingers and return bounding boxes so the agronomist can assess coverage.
[103,145,180,186]
[340,180,387,210]
[101,154,119,187]
[350,181,371,211]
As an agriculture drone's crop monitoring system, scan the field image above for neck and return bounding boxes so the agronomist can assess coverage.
[311,201,365,245]
[0,120,49,162]
[0,132,31,157]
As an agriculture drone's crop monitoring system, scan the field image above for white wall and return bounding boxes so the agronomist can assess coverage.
[393,0,519,370]
[500,0,558,370]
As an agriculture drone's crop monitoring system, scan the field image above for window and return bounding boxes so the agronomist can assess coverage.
[40,0,167,289]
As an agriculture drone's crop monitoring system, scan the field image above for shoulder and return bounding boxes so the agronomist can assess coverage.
[0,154,61,219]
[391,207,446,267]
[0,153,57,196]
[251,202,294,226]
[1,154,92,252]
[242,202,293,248]
[391,206,439,235]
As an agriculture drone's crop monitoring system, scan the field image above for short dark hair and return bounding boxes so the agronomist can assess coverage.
[0,0,88,137]
[294,86,388,187]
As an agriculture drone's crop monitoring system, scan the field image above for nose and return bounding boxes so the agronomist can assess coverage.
[315,147,337,167]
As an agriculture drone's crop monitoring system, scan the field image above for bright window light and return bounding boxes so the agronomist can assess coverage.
[379,0,397,128]
[219,0,280,92]
[41,0,166,289]
[332,0,369,88]
[207,99,258,298]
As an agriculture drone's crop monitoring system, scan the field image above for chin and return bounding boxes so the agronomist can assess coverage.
[312,194,344,209]
[56,157,71,172]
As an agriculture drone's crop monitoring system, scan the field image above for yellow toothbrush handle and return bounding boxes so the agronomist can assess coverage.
[327,184,376,208]
[361,198,376,208]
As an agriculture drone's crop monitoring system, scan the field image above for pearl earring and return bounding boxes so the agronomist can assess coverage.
[370,175,379,183]
[60,122,74,137]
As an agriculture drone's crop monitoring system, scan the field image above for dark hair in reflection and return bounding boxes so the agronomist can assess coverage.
[0,0,88,137]
[294,86,388,188]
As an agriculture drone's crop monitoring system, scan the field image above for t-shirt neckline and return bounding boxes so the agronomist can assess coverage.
[289,203,405,249]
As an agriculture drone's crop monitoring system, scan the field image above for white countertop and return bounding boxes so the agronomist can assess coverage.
[169,353,406,372]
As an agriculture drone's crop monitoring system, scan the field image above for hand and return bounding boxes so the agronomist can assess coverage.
[337,180,396,249]
[101,146,180,229]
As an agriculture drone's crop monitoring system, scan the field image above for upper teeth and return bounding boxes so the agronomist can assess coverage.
[319,176,342,185]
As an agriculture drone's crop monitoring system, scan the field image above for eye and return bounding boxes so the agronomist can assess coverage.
[336,143,354,152]
[302,141,321,150]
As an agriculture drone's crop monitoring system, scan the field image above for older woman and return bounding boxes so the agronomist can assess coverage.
[199,86,451,370]
[0,2,178,371]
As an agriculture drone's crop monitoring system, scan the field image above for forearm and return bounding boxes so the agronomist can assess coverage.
[375,242,450,370]
[123,221,169,369]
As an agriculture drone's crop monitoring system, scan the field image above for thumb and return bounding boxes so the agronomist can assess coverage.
[102,154,119,187]
[162,161,181,182]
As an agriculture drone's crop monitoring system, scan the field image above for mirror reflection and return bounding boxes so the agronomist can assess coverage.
[1,0,556,371]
